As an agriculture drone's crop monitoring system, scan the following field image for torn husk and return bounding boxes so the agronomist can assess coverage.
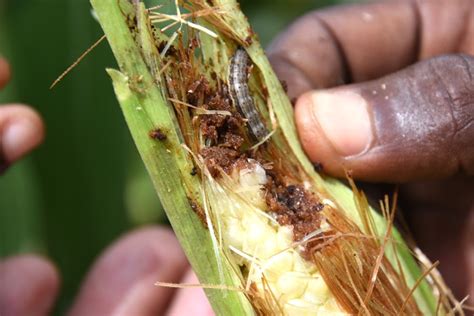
[91,0,463,315]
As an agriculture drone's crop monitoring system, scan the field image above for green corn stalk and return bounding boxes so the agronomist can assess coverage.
[90,0,459,314]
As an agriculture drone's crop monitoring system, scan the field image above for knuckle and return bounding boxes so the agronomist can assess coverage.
[268,14,326,66]
[428,54,474,91]
[427,54,474,172]
[427,54,474,125]
[268,11,348,89]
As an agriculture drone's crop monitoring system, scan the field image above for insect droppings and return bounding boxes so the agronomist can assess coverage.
[149,128,167,141]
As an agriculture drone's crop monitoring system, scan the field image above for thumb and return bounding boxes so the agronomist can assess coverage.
[295,54,474,182]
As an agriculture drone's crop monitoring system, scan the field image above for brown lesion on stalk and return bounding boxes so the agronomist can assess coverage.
[149,128,167,141]
[188,197,207,227]
[125,13,138,33]
[128,74,146,94]
[245,27,255,46]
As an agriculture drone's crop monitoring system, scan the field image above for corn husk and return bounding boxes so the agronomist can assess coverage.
[90,0,462,314]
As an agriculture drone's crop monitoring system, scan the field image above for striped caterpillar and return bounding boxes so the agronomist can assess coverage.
[228,47,269,141]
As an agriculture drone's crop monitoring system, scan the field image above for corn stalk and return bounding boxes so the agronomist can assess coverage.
[90,0,459,314]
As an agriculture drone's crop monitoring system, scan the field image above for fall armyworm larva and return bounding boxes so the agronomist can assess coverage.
[228,47,268,141]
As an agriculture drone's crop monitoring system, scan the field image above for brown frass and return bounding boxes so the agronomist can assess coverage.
[190,76,250,177]
[265,179,325,257]
[176,48,324,259]
[201,146,242,177]
[198,84,245,149]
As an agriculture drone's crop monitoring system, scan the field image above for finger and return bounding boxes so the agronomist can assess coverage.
[165,269,214,316]
[400,178,474,303]
[295,54,474,182]
[268,0,474,98]
[0,255,60,316]
[408,207,473,303]
[0,104,45,173]
[68,226,188,316]
[0,58,11,89]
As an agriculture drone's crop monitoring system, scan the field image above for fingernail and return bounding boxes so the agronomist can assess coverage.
[2,120,38,161]
[310,90,373,157]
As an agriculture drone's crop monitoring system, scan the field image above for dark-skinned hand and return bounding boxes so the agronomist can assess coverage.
[268,0,474,304]
[1,0,473,314]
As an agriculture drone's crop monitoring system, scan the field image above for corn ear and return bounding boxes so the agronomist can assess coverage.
[94,2,252,314]
[91,0,460,315]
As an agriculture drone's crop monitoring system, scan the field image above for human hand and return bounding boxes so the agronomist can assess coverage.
[0,58,212,315]
[0,57,44,173]
[268,0,473,303]
[0,227,213,316]
[2,0,473,313]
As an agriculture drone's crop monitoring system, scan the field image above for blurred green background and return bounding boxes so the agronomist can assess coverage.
[0,0,352,313]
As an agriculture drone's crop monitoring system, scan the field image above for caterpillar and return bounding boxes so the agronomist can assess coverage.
[228,47,268,141]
